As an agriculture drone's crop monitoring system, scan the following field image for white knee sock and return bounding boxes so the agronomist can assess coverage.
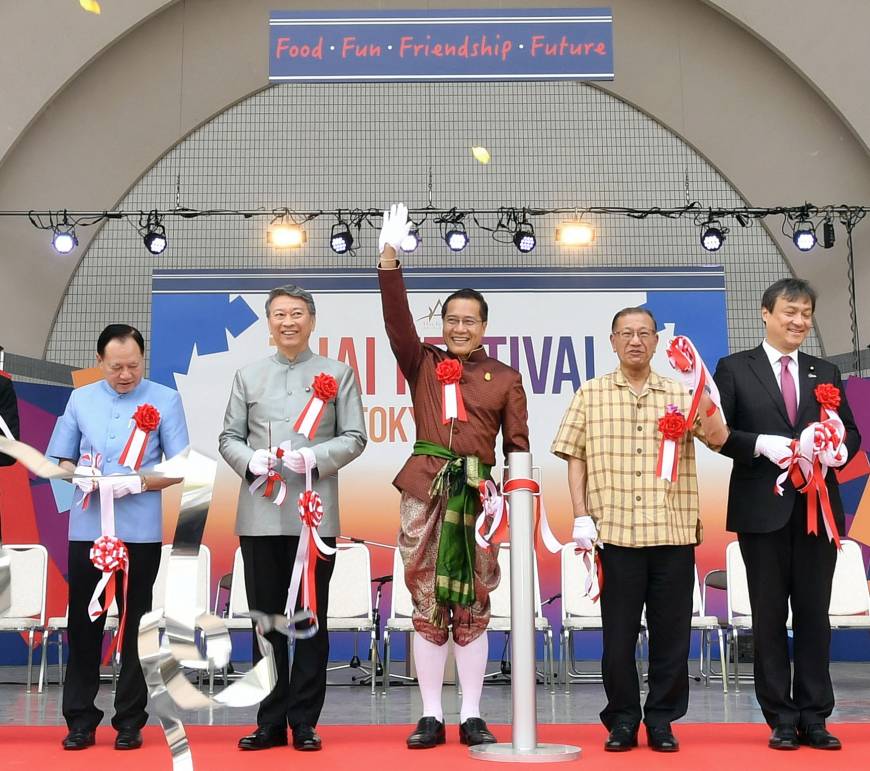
[455,633,489,723]
[413,633,449,722]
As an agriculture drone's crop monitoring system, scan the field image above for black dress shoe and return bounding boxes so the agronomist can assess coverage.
[238,725,289,750]
[406,716,446,749]
[459,717,497,746]
[292,724,322,751]
[604,723,638,752]
[647,724,679,752]
[798,724,841,750]
[768,725,799,750]
[114,728,143,750]
[62,729,96,750]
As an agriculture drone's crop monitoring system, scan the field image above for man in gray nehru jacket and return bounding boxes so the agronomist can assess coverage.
[219,285,367,752]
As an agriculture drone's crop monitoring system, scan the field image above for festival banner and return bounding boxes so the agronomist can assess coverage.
[268,8,614,82]
[150,266,732,657]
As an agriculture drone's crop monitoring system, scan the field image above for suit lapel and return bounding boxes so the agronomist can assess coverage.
[795,351,817,427]
[747,345,792,425]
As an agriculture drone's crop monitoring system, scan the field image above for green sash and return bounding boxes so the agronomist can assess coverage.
[412,440,491,624]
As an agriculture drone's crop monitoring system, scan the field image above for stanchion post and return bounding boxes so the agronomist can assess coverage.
[470,451,580,763]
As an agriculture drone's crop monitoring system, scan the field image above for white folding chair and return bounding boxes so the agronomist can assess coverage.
[382,547,416,693]
[559,543,604,687]
[39,598,118,693]
[0,544,47,692]
[326,543,378,694]
[691,567,727,692]
[151,543,211,621]
[829,540,870,630]
[486,544,555,690]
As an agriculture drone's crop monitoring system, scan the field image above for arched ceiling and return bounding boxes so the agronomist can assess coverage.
[1,0,868,357]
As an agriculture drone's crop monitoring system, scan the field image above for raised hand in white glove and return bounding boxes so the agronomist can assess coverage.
[283,447,316,474]
[110,475,143,499]
[248,448,279,477]
[754,434,794,466]
[572,515,597,552]
[72,464,102,493]
[378,202,412,255]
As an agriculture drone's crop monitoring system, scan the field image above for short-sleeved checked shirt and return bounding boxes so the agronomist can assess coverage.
[551,367,711,547]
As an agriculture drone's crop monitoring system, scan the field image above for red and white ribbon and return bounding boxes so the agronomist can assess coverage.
[502,477,564,554]
[294,373,339,439]
[774,413,847,547]
[475,480,507,549]
[119,404,160,471]
[77,450,103,509]
[442,382,468,423]
[656,405,688,482]
[285,452,336,619]
[248,442,291,506]
[666,335,723,423]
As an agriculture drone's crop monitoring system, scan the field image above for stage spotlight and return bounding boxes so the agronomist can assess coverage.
[822,219,836,249]
[330,221,354,254]
[555,221,595,246]
[700,221,727,252]
[143,225,167,255]
[268,223,307,248]
[792,220,816,251]
[444,224,469,252]
[513,222,537,253]
[52,226,78,254]
[400,229,421,253]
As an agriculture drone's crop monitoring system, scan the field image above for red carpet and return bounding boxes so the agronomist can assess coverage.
[0,724,867,769]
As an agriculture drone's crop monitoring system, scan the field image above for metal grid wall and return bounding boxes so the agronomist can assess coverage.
[48,81,818,366]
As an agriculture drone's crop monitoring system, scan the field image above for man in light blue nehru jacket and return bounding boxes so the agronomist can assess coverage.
[48,324,188,752]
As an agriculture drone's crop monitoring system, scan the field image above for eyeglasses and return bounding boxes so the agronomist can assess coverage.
[614,329,656,341]
[444,316,483,328]
[270,310,308,322]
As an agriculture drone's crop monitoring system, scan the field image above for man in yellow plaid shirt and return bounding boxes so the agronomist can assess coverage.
[552,307,727,754]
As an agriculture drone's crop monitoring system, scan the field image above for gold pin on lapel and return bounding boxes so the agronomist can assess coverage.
[484,372,492,381]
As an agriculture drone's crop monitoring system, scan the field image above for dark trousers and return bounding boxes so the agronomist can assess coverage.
[240,535,336,730]
[63,540,162,732]
[598,543,695,730]
[738,499,837,729]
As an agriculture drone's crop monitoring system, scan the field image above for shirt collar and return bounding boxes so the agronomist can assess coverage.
[612,367,667,392]
[761,339,799,370]
[101,378,146,399]
[274,348,314,366]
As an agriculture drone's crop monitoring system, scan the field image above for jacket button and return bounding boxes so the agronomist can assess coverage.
[635,495,641,502]
[636,448,642,454]
[635,471,641,477]
[637,426,643,432]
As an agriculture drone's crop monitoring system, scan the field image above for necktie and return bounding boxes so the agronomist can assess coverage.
[780,356,797,425]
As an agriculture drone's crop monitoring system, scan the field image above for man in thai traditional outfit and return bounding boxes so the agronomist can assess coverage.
[376,204,530,749]
[714,278,860,750]
[220,285,366,752]
[552,308,727,753]
[48,324,189,751]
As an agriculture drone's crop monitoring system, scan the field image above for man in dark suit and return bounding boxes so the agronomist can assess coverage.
[714,278,861,751]
[0,366,20,541]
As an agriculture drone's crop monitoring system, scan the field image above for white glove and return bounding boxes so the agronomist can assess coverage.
[72,464,101,493]
[378,203,411,255]
[283,447,316,474]
[572,515,597,552]
[248,448,279,477]
[828,444,849,468]
[109,475,143,499]
[754,434,794,466]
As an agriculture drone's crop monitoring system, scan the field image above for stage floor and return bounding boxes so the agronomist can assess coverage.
[1,661,868,728]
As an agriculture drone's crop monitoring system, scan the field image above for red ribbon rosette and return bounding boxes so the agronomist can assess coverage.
[88,534,130,661]
[119,403,160,470]
[286,487,336,621]
[814,383,841,419]
[656,405,688,482]
[436,358,468,424]
[294,372,338,439]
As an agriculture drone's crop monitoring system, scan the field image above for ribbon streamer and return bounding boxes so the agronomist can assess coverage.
[248,442,291,505]
[502,477,564,554]
[666,335,724,424]
[475,480,507,549]
[286,453,336,619]
[441,382,468,424]
[77,450,102,509]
